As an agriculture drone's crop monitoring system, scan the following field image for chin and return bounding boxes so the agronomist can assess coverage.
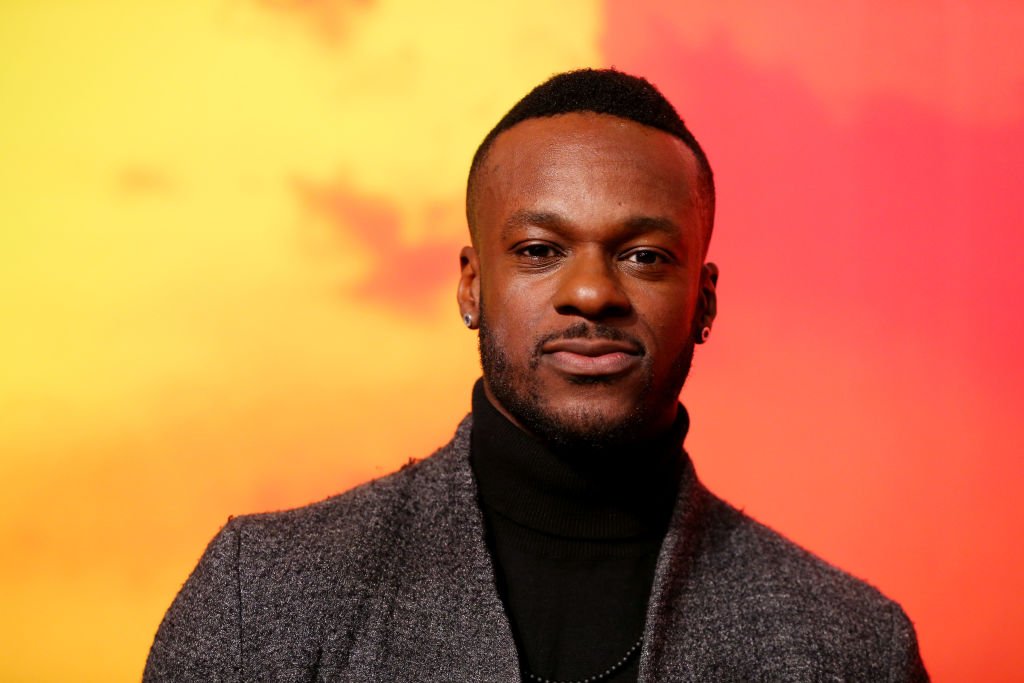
[532,406,648,451]
[513,385,654,451]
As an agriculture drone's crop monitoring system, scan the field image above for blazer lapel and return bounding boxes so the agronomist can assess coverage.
[367,416,521,682]
[637,454,708,682]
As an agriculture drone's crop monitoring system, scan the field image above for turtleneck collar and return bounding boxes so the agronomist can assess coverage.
[469,379,690,541]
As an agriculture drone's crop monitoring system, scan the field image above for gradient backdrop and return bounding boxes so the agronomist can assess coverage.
[2,1,1022,680]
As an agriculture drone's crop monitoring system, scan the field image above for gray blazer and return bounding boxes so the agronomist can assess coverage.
[144,417,928,681]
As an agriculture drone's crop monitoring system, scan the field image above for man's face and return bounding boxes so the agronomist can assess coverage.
[460,112,716,448]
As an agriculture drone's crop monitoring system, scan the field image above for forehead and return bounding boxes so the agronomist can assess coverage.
[474,112,700,241]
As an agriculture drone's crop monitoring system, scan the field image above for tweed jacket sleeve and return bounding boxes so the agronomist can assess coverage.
[889,604,930,683]
[144,518,243,682]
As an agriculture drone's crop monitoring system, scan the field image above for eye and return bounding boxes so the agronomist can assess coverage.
[517,243,560,259]
[623,249,666,265]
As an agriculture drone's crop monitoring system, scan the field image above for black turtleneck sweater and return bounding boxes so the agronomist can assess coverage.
[469,381,687,683]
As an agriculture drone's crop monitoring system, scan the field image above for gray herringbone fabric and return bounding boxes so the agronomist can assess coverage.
[144,416,928,682]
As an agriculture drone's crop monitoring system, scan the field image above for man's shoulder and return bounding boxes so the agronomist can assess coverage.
[227,417,473,562]
[669,488,926,678]
[697,491,893,612]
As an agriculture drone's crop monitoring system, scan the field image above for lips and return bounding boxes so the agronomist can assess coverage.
[541,338,643,377]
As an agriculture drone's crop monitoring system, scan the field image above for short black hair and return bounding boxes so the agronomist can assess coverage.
[466,68,715,249]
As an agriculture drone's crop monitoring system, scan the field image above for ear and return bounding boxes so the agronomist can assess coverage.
[457,245,481,329]
[694,262,719,343]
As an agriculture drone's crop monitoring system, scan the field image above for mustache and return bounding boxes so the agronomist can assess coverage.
[534,323,646,356]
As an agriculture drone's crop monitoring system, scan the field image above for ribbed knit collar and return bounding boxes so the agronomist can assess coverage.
[469,379,689,541]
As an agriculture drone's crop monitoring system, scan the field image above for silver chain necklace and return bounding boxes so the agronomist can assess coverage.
[522,635,644,683]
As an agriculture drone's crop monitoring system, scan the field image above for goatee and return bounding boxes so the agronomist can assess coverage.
[477,302,694,453]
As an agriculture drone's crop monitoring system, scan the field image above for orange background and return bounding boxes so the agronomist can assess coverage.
[1,1,1022,680]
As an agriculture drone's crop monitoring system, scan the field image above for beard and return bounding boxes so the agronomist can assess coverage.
[478,302,695,452]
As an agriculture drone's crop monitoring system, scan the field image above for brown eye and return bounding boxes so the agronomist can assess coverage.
[520,244,558,258]
[625,249,663,265]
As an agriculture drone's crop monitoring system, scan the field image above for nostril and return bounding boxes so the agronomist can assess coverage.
[553,283,631,320]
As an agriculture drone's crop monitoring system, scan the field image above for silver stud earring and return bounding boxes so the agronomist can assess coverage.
[463,313,473,328]
[700,326,711,342]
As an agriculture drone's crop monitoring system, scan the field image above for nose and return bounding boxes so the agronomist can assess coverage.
[552,249,632,320]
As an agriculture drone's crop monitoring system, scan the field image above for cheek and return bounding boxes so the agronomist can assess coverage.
[649,320,691,360]
[639,288,697,354]
[490,272,550,323]
[483,286,539,358]
[497,303,540,359]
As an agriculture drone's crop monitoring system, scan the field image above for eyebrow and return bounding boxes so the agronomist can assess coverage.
[501,210,566,239]
[621,215,682,240]
[501,210,682,241]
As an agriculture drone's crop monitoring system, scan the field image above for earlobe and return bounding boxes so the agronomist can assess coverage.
[457,246,481,329]
[695,262,719,343]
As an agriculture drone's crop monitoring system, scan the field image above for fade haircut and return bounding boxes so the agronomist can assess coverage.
[465,68,715,250]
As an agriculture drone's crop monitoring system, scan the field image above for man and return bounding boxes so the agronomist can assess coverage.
[145,69,928,681]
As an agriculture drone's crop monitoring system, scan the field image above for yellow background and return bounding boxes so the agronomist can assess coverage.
[1,2,601,679]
